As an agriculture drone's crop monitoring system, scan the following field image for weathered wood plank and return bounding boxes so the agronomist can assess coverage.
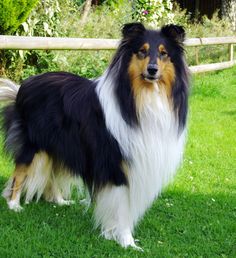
[0,36,120,50]
[189,61,236,73]
[185,37,236,46]
[0,35,235,50]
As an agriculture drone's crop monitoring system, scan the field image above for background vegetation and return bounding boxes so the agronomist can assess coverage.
[0,0,235,82]
[0,0,38,34]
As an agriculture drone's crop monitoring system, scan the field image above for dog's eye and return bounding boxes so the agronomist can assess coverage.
[160,51,168,57]
[137,49,147,59]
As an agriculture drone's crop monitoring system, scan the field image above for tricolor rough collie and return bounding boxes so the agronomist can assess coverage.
[0,23,189,249]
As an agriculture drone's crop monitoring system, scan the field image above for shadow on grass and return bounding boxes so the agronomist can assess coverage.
[222,109,236,118]
[0,183,235,257]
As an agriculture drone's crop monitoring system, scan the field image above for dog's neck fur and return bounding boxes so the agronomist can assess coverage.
[95,69,186,234]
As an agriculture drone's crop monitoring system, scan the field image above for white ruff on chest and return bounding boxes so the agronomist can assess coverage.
[95,73,186,248]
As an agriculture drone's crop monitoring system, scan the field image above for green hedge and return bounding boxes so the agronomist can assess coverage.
[0,0,39,34]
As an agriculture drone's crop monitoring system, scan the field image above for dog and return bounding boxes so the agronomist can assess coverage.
[0,23,189,249]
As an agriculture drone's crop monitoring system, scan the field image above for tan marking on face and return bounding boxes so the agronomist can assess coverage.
[128,54,155,112]
[157,44,175,97]
[128,43,154,111]
[158,44,167,54]
[157,44,175,98]
[158,58,175,97]
[142,43,150,52]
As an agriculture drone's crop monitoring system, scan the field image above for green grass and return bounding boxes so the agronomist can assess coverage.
[0,66,236,257]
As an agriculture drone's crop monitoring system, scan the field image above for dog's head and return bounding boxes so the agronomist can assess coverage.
[121,23,186,97]
[109,23,189,129]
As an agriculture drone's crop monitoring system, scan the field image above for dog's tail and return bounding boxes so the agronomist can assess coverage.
[0,78,19,102]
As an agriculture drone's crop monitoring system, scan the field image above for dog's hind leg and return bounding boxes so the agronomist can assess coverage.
[23,152,52,204]
[3,151,53,210]
[50,188,75,206]
[44,178,75,206]
[43,167,76,206]
[3,164,28,212]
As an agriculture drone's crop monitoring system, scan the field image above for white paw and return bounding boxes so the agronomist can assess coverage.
[131,242,144,252]
[80,198,91,206]
[101,229,143,251]
[102,229,114,240]
[118,233,143,251]
[56,199,75,206]
[8,200,23,212]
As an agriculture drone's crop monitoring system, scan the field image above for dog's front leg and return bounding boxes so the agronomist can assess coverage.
[94,185,141,250]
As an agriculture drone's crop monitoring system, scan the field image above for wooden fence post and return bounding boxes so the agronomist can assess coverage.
[195,46,199,65]
[229,43,234,61]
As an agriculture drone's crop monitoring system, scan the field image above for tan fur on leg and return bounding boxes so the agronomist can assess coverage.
[3,152,78,209]
[7,165,28,211]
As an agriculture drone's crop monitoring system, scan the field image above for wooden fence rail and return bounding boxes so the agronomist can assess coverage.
[0,35,235,73]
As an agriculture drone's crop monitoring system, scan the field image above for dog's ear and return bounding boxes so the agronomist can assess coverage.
[161,24,185,43]
[122,23,146,38]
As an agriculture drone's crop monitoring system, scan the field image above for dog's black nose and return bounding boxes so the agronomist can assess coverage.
[147,64,158,76]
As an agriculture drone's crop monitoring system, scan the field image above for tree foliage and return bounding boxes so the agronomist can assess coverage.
[21,0,62,37]
[221,0,236,31]
[0,0,39,34]
[133,0,174,27]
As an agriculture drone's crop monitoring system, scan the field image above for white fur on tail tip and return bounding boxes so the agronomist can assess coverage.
[0,78,19,101]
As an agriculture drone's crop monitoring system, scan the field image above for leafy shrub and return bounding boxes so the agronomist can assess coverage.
[1,0,66,81]
[21,0,133,80]
[60,0,132,38]
[133,0,174,27]
[0,0,39,80]
[0,0,38,34]
[18,0,67,80]
[20,0,63,37]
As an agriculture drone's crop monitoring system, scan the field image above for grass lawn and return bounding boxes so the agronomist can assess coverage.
[0,66,235,257]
